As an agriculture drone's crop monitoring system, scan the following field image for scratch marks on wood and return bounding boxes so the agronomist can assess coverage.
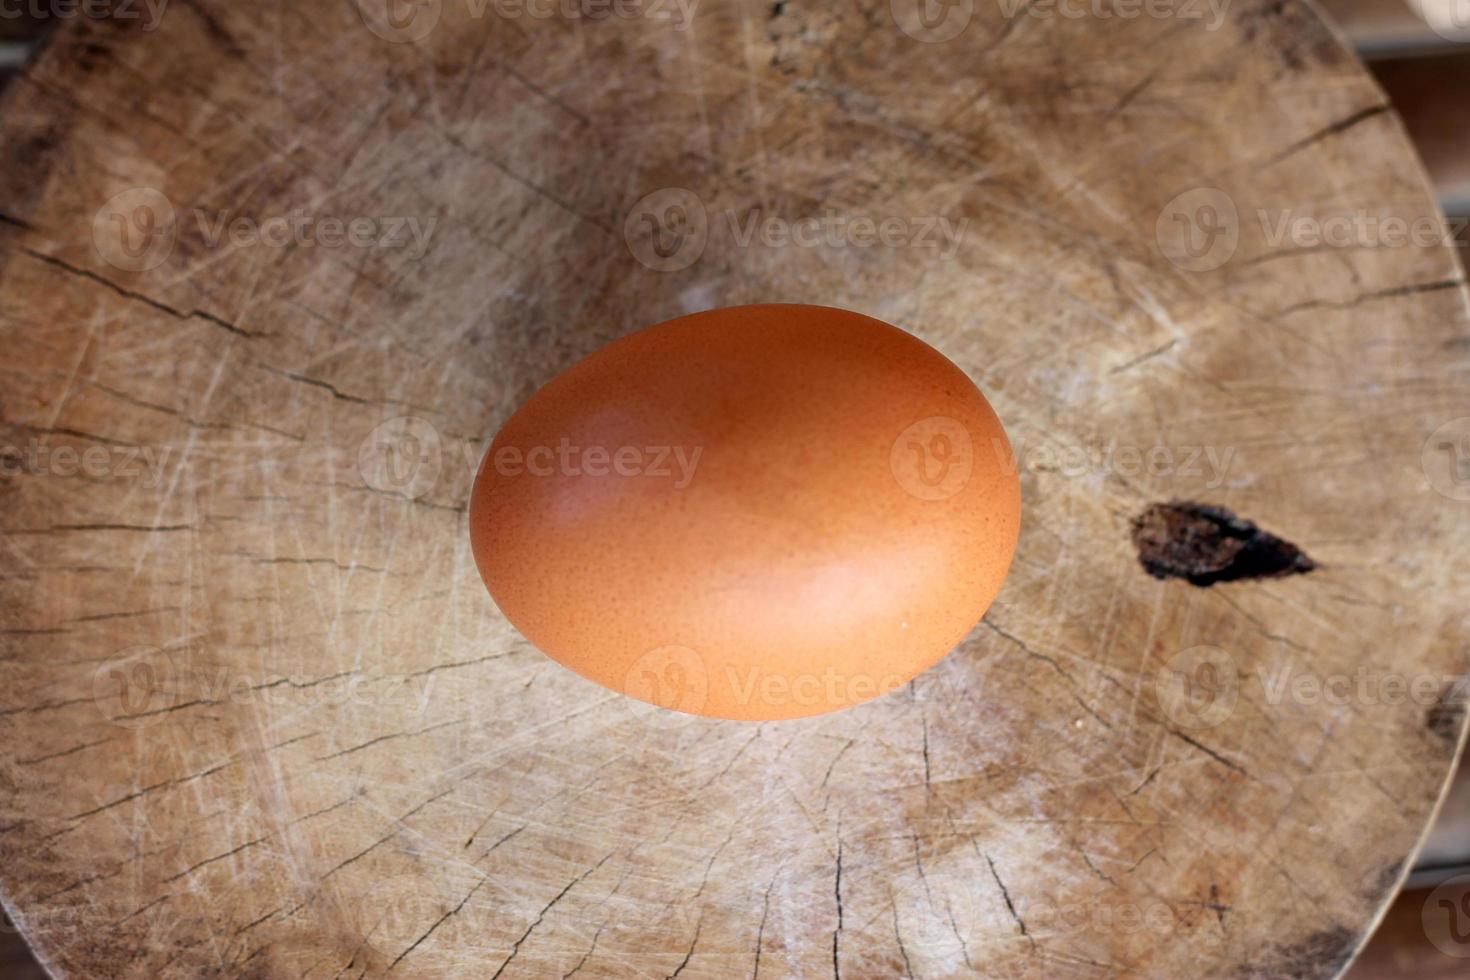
[832,840,844,980]
[11,523,193,535]
[0,210,36,231]
[162,834,270,883]
[1166,727,1249,777]
[890,899,914,979]
[1105,68,1158,120]
[386,873,494,973]
[1258,103,1391,169]
[313,719,464,762]
[1078,849,1119,888]
[753,871,778,980]
[820,736,856,789]
[920,718,931,788]
[404,651,519,679]
[695,728,762,793]
[18,246,263,338]
[984,852,1028,939]
[320,828,401,882]
[1111,338,1177,375]
[560,923,605,979]
[1271,278,1467,319]
[666,915,703,979]
[0,693,97,725]
[255,365,375,406]
[66,761,232,822]
[15,737,112,766]
[487,853,613,980]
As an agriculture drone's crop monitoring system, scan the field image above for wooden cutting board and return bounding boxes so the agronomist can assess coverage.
[1,1,1468,977]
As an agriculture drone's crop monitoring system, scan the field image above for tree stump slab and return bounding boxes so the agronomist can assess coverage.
[0,2,1468,977]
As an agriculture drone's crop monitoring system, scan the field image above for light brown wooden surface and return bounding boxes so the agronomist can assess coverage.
[1415,765,1470,871]
[1,2,1468,978]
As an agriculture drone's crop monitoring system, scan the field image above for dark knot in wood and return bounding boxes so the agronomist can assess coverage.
[1131,501,1316,587]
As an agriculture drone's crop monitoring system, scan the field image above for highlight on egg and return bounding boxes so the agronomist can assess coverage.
[469,304,1021,721]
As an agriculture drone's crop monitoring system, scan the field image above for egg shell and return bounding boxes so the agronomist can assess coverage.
[469,304,1020,720]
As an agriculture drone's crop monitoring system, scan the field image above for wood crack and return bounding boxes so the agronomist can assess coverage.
[488,853,613,980]
[19,247,264,338]
[984,852,1028,938]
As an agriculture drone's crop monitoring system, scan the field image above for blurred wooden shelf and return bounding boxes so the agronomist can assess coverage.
[0,914,47,980]
[1414,764,1470,880]
[1369,51,1470,212]
[1320,0,1444,54]
[1345,878,1470,978]
[0,9,50,43]
[1320,0,1470,56]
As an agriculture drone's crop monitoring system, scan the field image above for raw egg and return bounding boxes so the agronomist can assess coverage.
[469,304,1020,720]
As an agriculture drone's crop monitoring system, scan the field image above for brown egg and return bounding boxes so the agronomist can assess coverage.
[469,304,1020,720]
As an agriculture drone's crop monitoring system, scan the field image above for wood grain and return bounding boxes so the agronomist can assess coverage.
[0,1,1468,978]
